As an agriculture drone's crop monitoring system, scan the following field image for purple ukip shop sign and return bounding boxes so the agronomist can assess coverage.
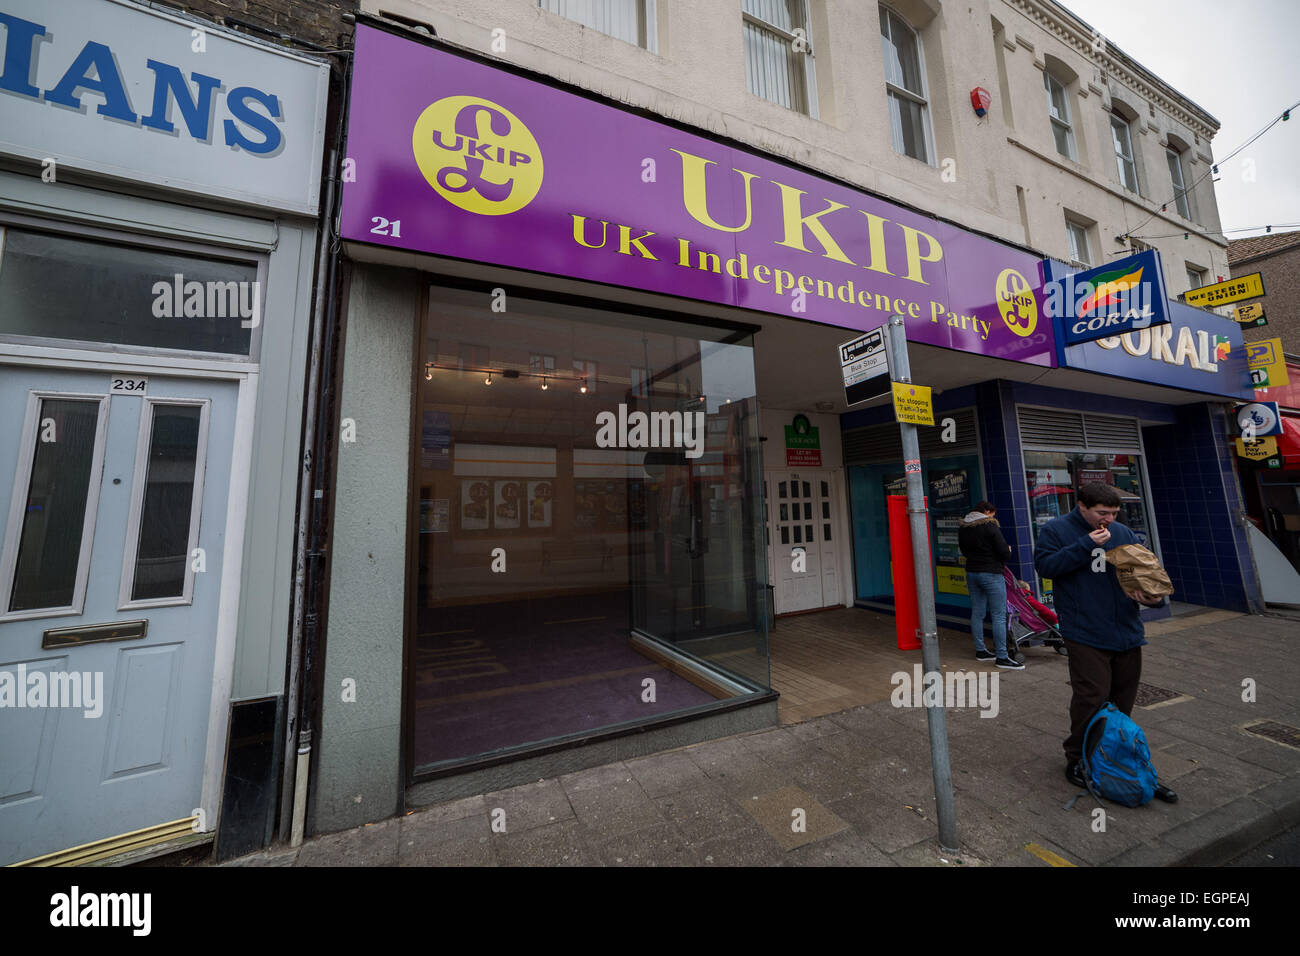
[340,23,1057,366]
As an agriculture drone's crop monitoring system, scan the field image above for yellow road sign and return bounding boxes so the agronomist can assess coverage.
[891,382,934,426]
[1185,272,1265,308]
[1236,436,1279,461]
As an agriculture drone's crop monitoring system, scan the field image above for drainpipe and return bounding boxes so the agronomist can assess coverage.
[283,138,339,846]
[283,44,351,845]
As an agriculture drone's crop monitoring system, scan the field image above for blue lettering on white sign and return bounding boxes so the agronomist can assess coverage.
[0,11,284,155]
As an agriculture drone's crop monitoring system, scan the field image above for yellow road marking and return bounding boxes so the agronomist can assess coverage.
[1024,842,1076,867]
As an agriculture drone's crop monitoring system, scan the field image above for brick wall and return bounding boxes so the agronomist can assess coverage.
[153,0,357,50]
[1232,244,1300,354]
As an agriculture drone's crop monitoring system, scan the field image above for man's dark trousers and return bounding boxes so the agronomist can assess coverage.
[1063,639,1142,764]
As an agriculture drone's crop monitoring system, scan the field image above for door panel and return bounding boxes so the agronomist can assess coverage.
[0,367,237,864]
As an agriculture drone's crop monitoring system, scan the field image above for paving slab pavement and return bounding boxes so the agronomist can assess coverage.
[221,607,1300,867]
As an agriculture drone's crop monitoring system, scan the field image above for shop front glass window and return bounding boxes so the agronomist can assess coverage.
[1024,451,1153,602]
[412,288,769,771]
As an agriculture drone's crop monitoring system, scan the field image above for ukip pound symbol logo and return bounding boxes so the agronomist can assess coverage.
[412,96,543,216]
[995,268,1038,337]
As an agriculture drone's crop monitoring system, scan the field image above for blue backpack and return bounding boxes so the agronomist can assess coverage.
[1079,703,1158,807]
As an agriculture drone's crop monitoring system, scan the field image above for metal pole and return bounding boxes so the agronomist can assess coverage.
[885,315,958,853]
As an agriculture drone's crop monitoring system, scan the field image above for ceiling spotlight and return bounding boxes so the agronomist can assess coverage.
[579,378,588,394]
[424,363,433,381]
[541,377,548,391]
[484,372,493,386]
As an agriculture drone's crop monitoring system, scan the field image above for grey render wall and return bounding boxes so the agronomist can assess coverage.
[311,264,419,834]
[232,221,319,700]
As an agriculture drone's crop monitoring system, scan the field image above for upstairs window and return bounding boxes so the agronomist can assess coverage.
[1066,219,1091,269]
[1185,265,1205,292]
[1167,146,1191,219]
[539,0,657,51]
[880,7,932,164]
[1044,69,1075,159]
[742,0,816,115]
[1111,115,1138,192]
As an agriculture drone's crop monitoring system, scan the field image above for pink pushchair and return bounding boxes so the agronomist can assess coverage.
[1003,567,1067,656]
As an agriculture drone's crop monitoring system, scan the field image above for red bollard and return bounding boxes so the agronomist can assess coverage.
[887,493,930,650]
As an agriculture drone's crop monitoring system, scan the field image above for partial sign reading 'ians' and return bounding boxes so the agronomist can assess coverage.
[0,11,284,152]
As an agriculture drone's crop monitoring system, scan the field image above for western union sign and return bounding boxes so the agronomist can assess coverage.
[1185,272,1265,308]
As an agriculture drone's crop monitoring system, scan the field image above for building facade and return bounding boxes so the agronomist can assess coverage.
[0,0,330,863]
[303,0,1260,838]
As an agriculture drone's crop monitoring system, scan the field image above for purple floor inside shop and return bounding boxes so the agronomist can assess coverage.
[412,591,722,767]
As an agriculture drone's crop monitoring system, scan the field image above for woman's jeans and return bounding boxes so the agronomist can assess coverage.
[967,571,1008,658]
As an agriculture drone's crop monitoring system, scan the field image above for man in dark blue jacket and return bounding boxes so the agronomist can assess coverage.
[1033,482,1177,802]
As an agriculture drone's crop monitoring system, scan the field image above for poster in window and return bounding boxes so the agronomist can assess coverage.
[527,480,553,529]
[599,479,626,530]
[494,480,523,529]
[882,473,908,501]
[421,411,450,470]
[460,479,491,530]
[929,468,971,592]
[574,480,599,530]
[420,498,449,534]
[929,468,970,512]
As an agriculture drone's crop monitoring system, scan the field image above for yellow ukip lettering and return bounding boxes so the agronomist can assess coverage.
[861,212,894,277]
[899,224,943,284]
[669,143,947,286]
[671,148,758,233]
[772,181,855,265]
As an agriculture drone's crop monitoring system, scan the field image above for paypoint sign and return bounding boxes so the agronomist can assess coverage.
[1047,249,1170,347]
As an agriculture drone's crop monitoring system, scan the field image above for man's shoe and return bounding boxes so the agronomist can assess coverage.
[975,649,997,662]
[996,656,1025,670]
[1065,762,1086,788]
[1154,783,1178,804]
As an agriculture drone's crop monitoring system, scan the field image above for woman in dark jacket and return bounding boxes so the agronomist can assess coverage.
[957,501,1021,669]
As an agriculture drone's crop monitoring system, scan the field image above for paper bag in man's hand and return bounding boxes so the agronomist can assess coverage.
[1105,543,1174,597]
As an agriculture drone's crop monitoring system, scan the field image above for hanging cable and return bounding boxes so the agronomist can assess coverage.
[1124,97,1299,243]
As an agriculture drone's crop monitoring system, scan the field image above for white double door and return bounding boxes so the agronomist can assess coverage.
[766,470,841,614]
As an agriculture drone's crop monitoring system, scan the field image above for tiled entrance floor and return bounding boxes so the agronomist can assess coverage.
[769,603,1232,725]
[771,606,1018,724]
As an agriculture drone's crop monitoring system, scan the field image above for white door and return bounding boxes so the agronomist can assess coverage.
[767,470,840,614]
[0,367,237,864]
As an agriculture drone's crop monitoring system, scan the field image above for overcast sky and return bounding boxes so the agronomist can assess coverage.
[1057,0,1300,240]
